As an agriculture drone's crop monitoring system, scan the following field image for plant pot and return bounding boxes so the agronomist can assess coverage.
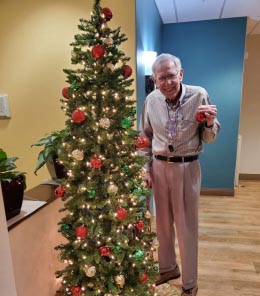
[1,175,25,220]
[46,157,67,180]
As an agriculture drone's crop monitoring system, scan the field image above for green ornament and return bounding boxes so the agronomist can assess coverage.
[153,265,159,272]
[134,250,144,261]
[133,187,143,196]
[88,189,96,198]
[71,81,78,90]
[114,245,122,253]
[121,165,129,173]
[61,224,70,233]
[129,107,136,116]
[121,118,132,129]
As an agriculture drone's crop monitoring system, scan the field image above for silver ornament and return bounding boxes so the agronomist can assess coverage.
[99,117,111,129]
[107,184,118,194]
[72,149,84,161]
[106,63,115,71]
[103,37,114,46]
[84,265,96,277]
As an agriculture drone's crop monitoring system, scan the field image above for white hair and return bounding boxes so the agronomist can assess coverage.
[152,53,182,76]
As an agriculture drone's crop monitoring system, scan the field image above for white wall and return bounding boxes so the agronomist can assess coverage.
[239,35,260,174]
[0,189,17,296]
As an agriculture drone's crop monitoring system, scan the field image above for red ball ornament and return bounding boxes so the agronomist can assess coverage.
[55,186,66,198]
[123,65,132,78]
[196,111,207,123]
[100,245,110,257]
[135,220,145,231]
[102,7,113,21]
[92,44,105,59]
[90,156,102,169]
[140,273,148,283]
[135,136,149,149]
[71,285,82,296]
[116,208,128,220]
[76,225,88,239]
[72,109,86,124]
[62,86,70,99]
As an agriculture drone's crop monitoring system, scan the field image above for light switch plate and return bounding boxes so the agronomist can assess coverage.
[0,94,11,118]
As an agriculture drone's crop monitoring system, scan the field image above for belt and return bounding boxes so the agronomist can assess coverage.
[154,155,198,163]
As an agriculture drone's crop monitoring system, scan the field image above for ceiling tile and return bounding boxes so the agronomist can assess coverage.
[155,0,177,24]
[174,0,225,22]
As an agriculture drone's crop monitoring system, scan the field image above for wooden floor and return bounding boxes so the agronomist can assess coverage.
[154,180,260,296]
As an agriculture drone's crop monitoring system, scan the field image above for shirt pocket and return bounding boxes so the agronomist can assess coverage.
[176,118,199,138]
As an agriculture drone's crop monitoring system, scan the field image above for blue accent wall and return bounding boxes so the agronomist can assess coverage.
[162,18,246,188]
[135,2,247,189]
[135,0,162,121]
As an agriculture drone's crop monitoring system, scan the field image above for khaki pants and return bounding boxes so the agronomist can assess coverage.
[152,158,201,290]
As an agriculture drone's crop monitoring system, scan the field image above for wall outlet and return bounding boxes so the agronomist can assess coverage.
[0,94,11,118]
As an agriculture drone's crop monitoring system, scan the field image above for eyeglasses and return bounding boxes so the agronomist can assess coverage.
[157,70,179,83]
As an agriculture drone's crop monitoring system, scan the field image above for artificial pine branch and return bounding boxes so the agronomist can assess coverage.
[55,1,158,295]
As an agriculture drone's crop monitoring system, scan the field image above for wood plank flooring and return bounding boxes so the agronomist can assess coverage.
[154,180,260,296]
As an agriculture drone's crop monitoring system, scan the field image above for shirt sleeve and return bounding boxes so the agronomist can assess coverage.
[201,118,221,143]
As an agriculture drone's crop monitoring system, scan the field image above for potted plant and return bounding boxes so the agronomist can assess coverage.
[31,128,68,179]
[0,148,26,220]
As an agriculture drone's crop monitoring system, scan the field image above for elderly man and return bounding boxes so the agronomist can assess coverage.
[139,53,220,296]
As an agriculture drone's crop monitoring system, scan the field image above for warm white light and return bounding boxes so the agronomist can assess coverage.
[143,51,157,75]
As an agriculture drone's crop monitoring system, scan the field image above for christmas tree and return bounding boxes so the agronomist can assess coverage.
[55,1,158,295]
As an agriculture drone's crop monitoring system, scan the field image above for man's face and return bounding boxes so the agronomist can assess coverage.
[153,60,183,100]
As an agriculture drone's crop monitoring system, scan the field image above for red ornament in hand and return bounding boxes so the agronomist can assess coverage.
[123,65,132,78]
[100,245,110,257]
[92,44,105,59]
[76,225,88,239]
[55,186,66,198]
[140,273,148,283]
[62,86,70,99]
[116,208,128,220]
[102,7,113,21]
[135,220,145,231]
[196,112,207,123]
[71,286,82,296]
[90,156,102,168]
[72,109,86,123]
[135,136,149,149]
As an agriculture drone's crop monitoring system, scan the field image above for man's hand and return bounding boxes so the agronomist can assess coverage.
[145,171,152,188]
[198,104,217,127]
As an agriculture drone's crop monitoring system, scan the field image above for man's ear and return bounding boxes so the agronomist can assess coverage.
[179,69,184,81]
[151,75,158,87]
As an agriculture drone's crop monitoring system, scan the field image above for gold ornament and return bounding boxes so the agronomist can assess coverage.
[115,274,125,288]
[107,184,119,194]
[153,238,160,249]
[84,265,96,277]
[72,149,84,161]
[141,181,147,188]
[99,117,111,129]
[145,210,152,219]
[107,133,113,140]
[87,282,94,288]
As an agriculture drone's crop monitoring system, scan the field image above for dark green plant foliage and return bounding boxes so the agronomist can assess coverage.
[0,148,26,189]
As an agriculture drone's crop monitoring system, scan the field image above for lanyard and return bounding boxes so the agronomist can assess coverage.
[166,89,187,139]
